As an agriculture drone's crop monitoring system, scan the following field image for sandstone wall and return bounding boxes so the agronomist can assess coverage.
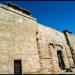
[0,4,40,74]
[37,23,74,73]
[65,32,75,67]
[0,3,75,74]
[66,33,75,53]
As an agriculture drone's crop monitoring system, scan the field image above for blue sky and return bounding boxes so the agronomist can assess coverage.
[0,1,75,34]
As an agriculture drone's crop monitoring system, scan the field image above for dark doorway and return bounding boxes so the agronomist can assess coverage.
[57,50,65,70]
[14,60,22,75]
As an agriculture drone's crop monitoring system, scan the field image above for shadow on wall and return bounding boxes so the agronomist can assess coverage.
[63,30,75,66]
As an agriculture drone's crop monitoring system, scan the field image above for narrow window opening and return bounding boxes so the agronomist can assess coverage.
[57,50,65,70]
[14,60,22,75]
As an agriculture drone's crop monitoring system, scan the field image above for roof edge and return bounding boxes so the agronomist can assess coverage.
[0,3,36,21]
[6,2,31,16]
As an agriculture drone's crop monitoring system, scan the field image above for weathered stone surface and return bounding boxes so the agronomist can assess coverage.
[0,3,75,74]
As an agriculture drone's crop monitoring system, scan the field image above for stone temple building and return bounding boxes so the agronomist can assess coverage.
[0,3,75,74]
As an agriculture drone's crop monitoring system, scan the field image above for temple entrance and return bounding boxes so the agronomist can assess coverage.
[14,60,22,75]
[57,50,65,70]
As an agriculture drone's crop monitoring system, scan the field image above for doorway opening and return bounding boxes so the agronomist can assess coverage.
[57,50,65,70]
[14,60,22,75]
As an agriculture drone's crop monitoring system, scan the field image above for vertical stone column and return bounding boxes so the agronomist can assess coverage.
[65,44,74,67]
[63,30,75,66]
[38,44,52,74]
[49,44,60,73]
[62,45,71,69]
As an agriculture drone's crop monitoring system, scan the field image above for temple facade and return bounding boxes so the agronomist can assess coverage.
[0,3,75,74]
